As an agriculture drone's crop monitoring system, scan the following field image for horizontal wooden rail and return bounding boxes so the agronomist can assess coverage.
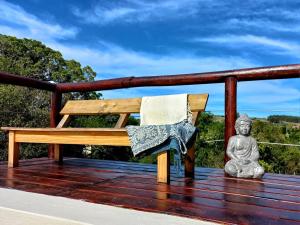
[0,71,56,91]
[1,64,299,93]
[57,64,300,93]
[1,64,299,161]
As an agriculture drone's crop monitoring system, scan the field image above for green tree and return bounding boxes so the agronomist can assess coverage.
[252,120,300,174]
[195,112,224,168]
[68,114,139,161]
[0,35,100,160]
[193,113,300,175]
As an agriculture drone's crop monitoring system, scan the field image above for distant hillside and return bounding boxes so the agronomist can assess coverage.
[267,115,300,123]
[213,115,224,122]
[211,114,300,124]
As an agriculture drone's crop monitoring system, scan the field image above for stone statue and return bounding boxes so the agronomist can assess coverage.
[225,114,264,178]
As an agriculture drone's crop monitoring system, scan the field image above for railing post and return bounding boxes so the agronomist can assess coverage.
[224,76,237,164]
[49,90,62,158]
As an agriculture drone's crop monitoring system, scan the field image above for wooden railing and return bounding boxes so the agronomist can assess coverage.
[1,64,300,161]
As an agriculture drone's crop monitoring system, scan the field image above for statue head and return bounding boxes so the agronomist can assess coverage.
[235,114,252,136]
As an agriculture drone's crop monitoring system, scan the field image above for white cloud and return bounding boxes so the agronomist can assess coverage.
[192,34,300,58]
[279,9,300,20]
[53,41,297,117]
[72,0,204,25]
[71,0,300,37]
[237,80,300,117]
[227,18,300,33]
[0,0,256,116]
[0,0,257,77]
[238,80,300,104]
[0,0,298,117]
[0,0,78,41]
[47,40,258,115]
[48,40,257,76]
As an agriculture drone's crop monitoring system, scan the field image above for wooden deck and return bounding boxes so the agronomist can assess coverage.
[0,157,299,225]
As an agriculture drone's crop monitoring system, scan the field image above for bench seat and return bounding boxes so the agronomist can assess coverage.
[1,127,130,145]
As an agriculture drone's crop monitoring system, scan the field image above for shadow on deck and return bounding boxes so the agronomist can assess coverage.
[0,157,299,225]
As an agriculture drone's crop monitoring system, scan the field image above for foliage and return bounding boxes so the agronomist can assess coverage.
[68,115,139,161]
[195,112,224,168]
[192,113,300,175]
[252,120,300,174]
[0,35,99,160]
[267,115,300,123]
[127,112,300,175]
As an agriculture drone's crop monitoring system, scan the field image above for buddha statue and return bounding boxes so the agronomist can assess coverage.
[225,114,264,178]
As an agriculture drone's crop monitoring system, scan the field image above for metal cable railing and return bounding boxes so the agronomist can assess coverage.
[204,139,300,147]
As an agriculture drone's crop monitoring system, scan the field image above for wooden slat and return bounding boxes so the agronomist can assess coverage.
[14,130,130,146]
[188,94,209,112]
[60,98,141,115]
[114,114,130,128]
[59,94,208,115]
[1,127,126,132]
[56,115,71,128]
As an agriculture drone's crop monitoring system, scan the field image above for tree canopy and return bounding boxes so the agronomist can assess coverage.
[0,35,100,159]
[0,35,96,82]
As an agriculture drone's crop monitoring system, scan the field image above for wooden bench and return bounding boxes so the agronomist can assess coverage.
[1,94,208,183]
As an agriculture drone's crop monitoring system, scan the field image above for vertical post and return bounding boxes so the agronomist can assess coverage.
[157,151,170,184]
[49,90,62,158]
[184,111,199,178]
[224,76,237,164]
[185,145,195,178]
[8,131,20,168]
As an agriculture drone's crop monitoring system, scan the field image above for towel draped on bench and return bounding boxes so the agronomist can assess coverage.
[126,94,198,174]
[126,120,197,156]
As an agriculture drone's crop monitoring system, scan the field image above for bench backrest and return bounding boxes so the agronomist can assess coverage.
[58,94,208,128]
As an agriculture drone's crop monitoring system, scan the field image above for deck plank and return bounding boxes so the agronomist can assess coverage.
[5,166,300,212]
[0,157,299,225]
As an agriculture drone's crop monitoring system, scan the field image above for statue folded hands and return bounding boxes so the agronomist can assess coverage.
[225,114,264,178]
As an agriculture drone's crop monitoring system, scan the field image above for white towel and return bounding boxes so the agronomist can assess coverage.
[140,94,188,126]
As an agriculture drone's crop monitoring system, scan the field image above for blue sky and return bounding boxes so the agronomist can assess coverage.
[0,0,299,117]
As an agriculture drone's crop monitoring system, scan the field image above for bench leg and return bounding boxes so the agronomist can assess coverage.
[185,145,195,178]
[157,151,170,184]
[54,144,63,164]
[8,131,20,168]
